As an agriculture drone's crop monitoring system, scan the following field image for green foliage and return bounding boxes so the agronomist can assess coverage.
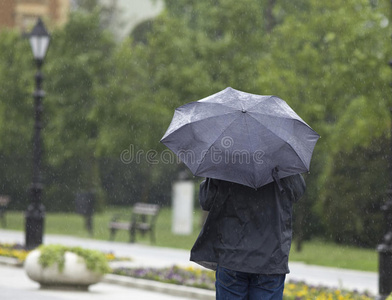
[320,136,388,246]
[0,0,392,248]
[257,0,391,246]
[258,0,390,139]
[0,30,33,155]
[37,244,111,274]
[45,10,115,167]
[98,0,276,203]
[0,29,34,209]
[164,0,266,92]
[42,10,116,210]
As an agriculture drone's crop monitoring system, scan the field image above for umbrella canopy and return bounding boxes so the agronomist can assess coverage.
[161,87,320,189]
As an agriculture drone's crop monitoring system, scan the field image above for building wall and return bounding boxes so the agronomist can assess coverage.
[0,0,163,37]
[100,0,164,40]
[0,0,70,31]
[0,0,16,27]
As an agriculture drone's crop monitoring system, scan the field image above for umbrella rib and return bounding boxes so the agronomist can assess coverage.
[188,111,238,127]
[161,110,238,142]
[259,116,317,157]
[247,96,313,130]
[247,98,299,120]
[243,114,258,187]
[251,112,314,131]
[246,95,274,112]
[193,115,241,176]
[246,114,309,170]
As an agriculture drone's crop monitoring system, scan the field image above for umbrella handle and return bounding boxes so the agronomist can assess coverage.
[272,167,285,194]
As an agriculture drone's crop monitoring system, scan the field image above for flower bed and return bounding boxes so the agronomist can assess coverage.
[113,265,216,290]
[112,265,375,300]
[284,280,374,300]
[0,243,29,262]
[0,243,376,299]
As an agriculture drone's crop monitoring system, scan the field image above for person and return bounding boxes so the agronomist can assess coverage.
[190,167,306,300]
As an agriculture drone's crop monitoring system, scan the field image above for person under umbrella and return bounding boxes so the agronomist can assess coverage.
[190,168,305,299]
[161,87,319,299]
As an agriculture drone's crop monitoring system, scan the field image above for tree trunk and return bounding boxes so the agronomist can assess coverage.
[265,0,277,33]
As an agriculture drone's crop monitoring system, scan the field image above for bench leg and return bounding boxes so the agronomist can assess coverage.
[85,215,93,236]
[0,212,5,228]
[130,226,136,243]
[110,228,116,241]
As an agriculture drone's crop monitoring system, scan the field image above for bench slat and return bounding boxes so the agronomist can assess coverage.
[108,202,160,243]
[109,222,132,230]
[133,204,159,215]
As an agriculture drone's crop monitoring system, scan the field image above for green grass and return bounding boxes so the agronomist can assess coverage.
[4,207,203,250]
[2,208,378,272]
[289,239,377,272]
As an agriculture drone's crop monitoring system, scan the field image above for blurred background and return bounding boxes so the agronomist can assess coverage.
[0,0,391,252]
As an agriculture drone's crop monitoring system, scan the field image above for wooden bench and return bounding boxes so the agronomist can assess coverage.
[109,202,160,243]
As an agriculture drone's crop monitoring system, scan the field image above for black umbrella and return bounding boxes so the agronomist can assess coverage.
[161,87,320,189]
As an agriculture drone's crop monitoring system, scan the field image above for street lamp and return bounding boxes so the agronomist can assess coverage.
[377,59,392,299]
[25,18,51,250]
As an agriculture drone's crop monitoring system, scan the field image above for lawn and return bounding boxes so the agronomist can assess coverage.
[2,207,378,272]
[4,207,203,250]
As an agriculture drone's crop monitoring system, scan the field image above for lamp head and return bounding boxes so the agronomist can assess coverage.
[29,18,51,65]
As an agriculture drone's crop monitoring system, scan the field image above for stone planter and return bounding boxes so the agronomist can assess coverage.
[24,249,103,290]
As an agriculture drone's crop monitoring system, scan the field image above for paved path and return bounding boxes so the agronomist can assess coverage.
[0,229,379,297]
[0,264,194,300]
[287,262,377,294]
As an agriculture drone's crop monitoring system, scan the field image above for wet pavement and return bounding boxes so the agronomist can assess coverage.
[0,229,379,299]
[0,263,199,300]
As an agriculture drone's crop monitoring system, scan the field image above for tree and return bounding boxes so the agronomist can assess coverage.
[94,14,203,204]
[257,0,391,246]
[95,0,272,205]
[42,10,116,210]
[0,29,35,209]
[321,136,388,246]
[164,0,267,93]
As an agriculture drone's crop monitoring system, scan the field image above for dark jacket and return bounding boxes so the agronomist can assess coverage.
[190,174,305,274]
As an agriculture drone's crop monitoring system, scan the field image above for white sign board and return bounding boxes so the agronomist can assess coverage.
[172,181,194,235]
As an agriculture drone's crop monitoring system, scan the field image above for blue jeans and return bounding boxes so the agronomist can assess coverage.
[215,266,286,300]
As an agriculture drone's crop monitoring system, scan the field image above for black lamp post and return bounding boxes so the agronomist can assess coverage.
[377,59,392,299]
[25,18,50,250]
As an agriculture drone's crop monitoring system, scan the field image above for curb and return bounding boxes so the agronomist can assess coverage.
[103,274,215,300]
[0,256,23,267]
[0,256,215,299]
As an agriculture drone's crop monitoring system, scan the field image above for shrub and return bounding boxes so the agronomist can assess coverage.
[37,244,111,274]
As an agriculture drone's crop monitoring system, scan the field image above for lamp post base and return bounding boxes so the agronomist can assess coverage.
[378,243,392,299]
[25,203,45,250]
